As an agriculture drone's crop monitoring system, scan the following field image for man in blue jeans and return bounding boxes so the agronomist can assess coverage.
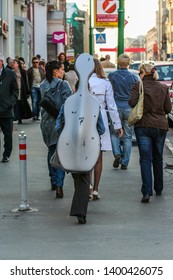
[27,57,45,121]
[108,53,139,170]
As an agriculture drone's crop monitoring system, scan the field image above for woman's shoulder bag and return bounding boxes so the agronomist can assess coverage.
[128,80,144,126]
[40,80,62,119]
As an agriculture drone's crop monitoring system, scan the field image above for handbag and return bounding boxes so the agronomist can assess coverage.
[40,81,62,119]
[128,80,144,126]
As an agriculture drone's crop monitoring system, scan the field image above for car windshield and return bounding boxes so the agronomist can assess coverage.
[129,61,155,71]
[155,65,173,81]
[129,63,141,70]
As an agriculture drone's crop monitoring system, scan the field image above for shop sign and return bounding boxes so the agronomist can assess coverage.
[52,32,66,44]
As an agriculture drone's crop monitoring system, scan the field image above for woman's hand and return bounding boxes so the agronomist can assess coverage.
[118,128,123,138]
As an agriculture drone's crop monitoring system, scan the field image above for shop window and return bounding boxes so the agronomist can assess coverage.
[15,19,24,58]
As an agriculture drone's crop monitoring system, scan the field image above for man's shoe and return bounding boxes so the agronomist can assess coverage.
[121,164,127,170]
[77,215,86,224]
[141,194,150,203]
[2,157,9,163]
[32,117,37,121]
[56,187,63,198]
[113,154,121,168]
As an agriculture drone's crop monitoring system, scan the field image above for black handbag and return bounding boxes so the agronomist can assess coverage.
[40,81,62,119]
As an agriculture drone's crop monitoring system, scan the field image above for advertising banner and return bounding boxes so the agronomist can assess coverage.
[94,0,119,28]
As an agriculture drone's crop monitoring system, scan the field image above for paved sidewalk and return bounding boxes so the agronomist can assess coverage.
[0,120,173,260]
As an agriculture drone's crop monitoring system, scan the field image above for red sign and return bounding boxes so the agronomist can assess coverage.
[100,47,146,52]
[102,0,117,13]
[52,32,66,44]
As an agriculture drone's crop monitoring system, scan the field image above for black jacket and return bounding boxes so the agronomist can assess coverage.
[0,67,18,118]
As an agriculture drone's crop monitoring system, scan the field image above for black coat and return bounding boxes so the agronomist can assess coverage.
[14,69,33,120]
[0,67,18,118]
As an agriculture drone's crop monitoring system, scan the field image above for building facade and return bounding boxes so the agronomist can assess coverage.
[0,0,88,66]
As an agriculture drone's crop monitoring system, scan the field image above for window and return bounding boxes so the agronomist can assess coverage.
[15,19,25,58]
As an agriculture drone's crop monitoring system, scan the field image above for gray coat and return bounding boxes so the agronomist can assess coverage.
[0,67,18,118]
[40,78,72,147]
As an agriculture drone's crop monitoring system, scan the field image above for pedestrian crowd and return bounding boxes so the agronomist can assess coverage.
[0,51,172,224]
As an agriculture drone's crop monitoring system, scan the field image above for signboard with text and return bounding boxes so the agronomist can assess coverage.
[94,0,119,28]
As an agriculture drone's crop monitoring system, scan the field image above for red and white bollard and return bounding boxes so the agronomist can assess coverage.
[18,131,30,211]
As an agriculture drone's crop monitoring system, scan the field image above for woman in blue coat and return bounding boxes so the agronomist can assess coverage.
[40,60,72,198]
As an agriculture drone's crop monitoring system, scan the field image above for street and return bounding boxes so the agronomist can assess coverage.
[0,120,173,260]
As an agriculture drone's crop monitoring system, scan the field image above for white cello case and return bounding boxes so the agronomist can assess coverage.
[57,53,100,172]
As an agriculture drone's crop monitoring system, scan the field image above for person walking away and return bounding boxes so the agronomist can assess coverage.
[56,54,106,223]
[55,103,105,223]
[0,54,18,162]
[27,56,45,121]
[40,60,72,198]
[101,54,115,68]
[108,53,139,170]
[89,58,123,200]
[12,59,32,124]
[64,63,78,92]
[129,63,172,203]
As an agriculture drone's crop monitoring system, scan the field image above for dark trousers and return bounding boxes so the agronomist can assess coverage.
[0,117,13,158]
[70,173,90,217]
[13,100,22,121]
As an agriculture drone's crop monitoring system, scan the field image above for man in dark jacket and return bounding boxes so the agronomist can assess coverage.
[0,54,18,162]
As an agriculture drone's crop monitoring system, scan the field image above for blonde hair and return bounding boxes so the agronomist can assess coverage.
[118,53,130,68]
[93,58,106,78]
[139,63,159,80]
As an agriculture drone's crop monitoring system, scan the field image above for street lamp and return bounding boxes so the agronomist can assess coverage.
[118,0,125,56]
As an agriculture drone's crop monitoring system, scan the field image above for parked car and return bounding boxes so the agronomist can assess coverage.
[104,67,140,80]
[129,60,155,71]
[154,62,173,127]
[154,61,173,87]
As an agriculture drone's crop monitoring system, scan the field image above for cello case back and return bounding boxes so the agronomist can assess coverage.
[57,53,100,172]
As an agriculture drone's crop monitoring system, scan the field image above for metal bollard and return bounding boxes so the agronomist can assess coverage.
[11,130,38,213]
[18,131,30,211]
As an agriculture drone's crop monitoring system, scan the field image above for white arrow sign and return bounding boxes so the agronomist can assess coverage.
[54,34,64,41]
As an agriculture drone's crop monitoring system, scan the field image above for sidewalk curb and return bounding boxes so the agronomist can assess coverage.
[165,137,173,154]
